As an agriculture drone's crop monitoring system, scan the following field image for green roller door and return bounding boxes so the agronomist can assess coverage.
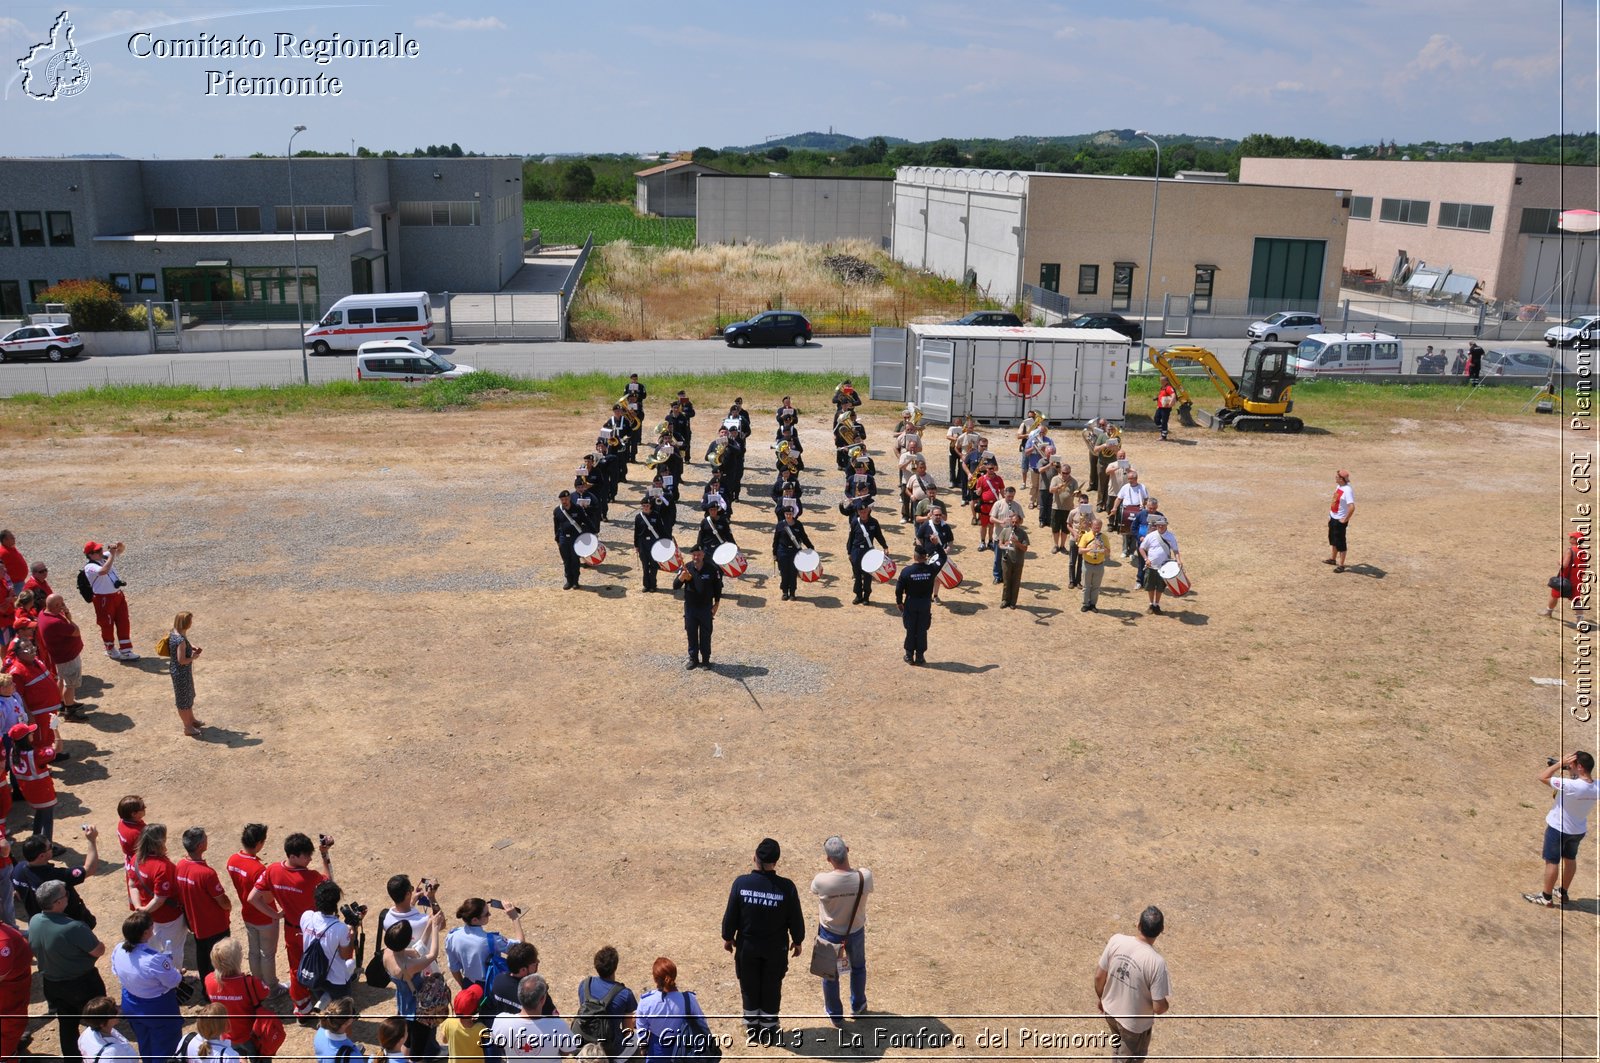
[1249,238,1325,313]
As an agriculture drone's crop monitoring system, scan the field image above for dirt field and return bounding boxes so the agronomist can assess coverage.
[4,386,1595,1061]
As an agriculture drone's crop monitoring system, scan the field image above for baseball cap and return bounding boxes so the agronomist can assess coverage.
[755,838,781,863]
[453,985,484,1019]
[83,541,104,556]
[1572,531,1587,541]
[7,723,36,742]
[824,836,849,860]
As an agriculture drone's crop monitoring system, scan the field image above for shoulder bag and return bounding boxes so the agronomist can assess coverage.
[809,872,864,977]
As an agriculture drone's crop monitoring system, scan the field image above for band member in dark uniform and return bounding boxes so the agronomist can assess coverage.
[675,390,697,455]
[728,398,753,439]
[648,474,677,529]
[896,542,939,665]
[721,429,747,504]
[553,489,594,590]
[774,482,803,521]
[831,379,862,422]
[771,509,816,602]
[634,497,667,593]
[677,544,723,670]
[571,475,600,527]
[847,500,889,605]
[770,467,802,508]
[775,396,800,431]
[698,502,736,555]
[916,505,955,569]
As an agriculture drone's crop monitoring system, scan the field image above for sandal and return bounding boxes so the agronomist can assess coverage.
[184,727,204,739]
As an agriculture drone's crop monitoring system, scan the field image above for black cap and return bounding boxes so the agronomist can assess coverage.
[914,543,929,557]
[755,838,781,863]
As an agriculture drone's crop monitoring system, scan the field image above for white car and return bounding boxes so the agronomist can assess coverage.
[0,323,84,363]
[1246,312,1323,343]
[354,340,475,383]
[1544,315,1600,348]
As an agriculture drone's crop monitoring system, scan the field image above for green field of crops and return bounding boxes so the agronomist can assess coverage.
[523,201,695,248]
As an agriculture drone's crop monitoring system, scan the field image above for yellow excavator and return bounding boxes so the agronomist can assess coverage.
[1147,342,1305,433]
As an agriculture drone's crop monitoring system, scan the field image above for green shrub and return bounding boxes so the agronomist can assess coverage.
[36,279,126,332]
[123,303,172,330]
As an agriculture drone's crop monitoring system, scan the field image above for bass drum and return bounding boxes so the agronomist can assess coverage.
[795,549,823,583]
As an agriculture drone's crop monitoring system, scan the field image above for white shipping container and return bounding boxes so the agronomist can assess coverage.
[869,324,1130,426]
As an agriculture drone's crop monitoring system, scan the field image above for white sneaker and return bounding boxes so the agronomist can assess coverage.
[1539,608,1553,617]
[119,650,141,661]
[106,650,122,660]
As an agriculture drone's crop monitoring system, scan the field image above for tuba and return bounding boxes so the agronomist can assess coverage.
[775,440,800,473]
[710,440,727,468]
[905,403,924,429]
[618,394,641,431]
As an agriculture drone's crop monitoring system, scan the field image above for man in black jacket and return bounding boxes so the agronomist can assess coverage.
[721,838,805,1045]
[633,498,667,593]
[677,545,723,670]
[847,502,889,605]
[771,509,815,602]
[553,491,593,591]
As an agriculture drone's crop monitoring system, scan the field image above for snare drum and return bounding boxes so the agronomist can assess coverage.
[574,533,607,567]
[795,550,823,583]
[1158,560,1191,596]
[713,542,748,578]
[650,538,684,572]
[937,559,963,589]
[862,548,897,583]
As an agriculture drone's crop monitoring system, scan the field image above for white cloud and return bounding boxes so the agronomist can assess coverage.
[1412,33,1470,72]
[1492,51,1558,81]
[1053,25,1077,39]
[867,11,909,29]
[415,14,508,31]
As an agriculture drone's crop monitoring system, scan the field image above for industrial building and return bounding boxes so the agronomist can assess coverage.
[0,156,525,318]
[891,166,1351,318]
[1239,157,1600,308]
[695,175,893,246]
[634,160,725,217]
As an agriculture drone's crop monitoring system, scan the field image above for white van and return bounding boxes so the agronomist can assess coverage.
[1292,332,1404,377]
[303,292,434,354]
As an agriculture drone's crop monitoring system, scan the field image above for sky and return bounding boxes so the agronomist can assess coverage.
[0,0,1595,159]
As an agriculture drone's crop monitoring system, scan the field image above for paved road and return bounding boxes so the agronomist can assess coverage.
[0,335,1559,397]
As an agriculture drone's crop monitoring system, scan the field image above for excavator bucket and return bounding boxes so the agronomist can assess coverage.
[1178,402,1219,429]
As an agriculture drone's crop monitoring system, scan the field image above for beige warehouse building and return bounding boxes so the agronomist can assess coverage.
[892,166,1350,328]
[1240,157,1600,309]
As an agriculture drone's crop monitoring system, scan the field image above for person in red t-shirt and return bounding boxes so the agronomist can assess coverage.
[7,723,56,845]
[132,823,188,958]
[226,823,281,994]
[22,561,52,602]
[117,795,146,911]
[248,832,334,1017]
[203,937,271,1050]
[175,826,233,993]
[0,919,32,1060]
[36,595,86,715]
[0,532,28,595]
[5,638,62,752]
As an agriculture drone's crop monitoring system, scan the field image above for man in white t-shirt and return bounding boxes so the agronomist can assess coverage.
[811,836,873,1027]
[298,881,359,1008]
[380,874,440,975]
[490,974,579,1059]
[1324,470,1355,572]
[1525,752,1600,908]
[1137,516,1180,615]
[82,541,137,660]
[1094,906,1170,1061]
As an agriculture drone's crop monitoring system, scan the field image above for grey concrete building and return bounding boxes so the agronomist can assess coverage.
[696,175,893,247]
[0,156,525,318]
[634,160,725,217]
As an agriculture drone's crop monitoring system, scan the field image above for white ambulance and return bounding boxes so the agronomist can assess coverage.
[302,292,434,354]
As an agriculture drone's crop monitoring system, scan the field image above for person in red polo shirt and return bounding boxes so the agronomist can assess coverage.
[132,823,188,959]
[22,560,51,602]
[116,796,146,911]
[5,637,62,753]
[249,832,334,1019]
[7,723,56,846]
[0,916,32,1060]
[226,823,281,995]
[0,531,28,596]
[175,827,232,998]
[37,595,87,716]
[203,938,271,1051]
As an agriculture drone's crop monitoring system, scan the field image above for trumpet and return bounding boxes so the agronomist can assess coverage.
[617,394,641,431]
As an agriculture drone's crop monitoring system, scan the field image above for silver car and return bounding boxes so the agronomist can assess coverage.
[1246,312,1322,342]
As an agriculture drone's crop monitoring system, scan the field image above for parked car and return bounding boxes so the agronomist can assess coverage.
[0,323,85,363]
[946,311,1024,327]
[1051,313,1142,342]
[1544,315,1600,348]
[723,311,813,347]
[354,340,474,383]
[1246,311,1323,343]
[1483,348,1563,377]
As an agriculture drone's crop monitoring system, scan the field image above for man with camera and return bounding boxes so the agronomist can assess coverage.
[299,880,365,1012]
[82,541,137,661]
[1524,752,1599,908]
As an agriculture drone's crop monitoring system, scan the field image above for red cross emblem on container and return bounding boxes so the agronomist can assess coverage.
[1004,359,1045,398]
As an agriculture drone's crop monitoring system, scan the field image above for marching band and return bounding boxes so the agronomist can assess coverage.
[551,374,1190,665]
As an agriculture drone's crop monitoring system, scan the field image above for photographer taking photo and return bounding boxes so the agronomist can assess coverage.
[1524,751,1599,908]
[446,897,525,991]
[301,881,363,1012]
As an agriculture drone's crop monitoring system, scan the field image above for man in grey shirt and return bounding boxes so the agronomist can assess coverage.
[810,836,873,1027]
[30,880,107,1063]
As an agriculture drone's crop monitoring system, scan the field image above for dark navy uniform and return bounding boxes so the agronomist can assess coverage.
[775,402,800,430]
[721,435,747,502]
[675,394,697,455]
[720,865,805,1042]
[771,516,815,600]
[847,509,889,604]
[896,553,940,663]
[677,555,723,667]
[553,498,594,589]
[697,512,735,556]
[916,516,954,569]
[634,507,667,592]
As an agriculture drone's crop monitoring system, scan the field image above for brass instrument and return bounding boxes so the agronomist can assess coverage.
[644,442,673,469]
[836,408,858,431]
[617,393,641,431]
[1025,410,1046,435]
[710,440,727,468]
[846,443,866,462]
[775,440,800,473]
[904,404,924,429]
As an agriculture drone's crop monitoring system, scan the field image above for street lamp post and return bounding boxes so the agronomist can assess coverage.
[1136,130,1161,346]
[288,124,308,384]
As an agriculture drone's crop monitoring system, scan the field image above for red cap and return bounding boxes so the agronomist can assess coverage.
[453,984,483,1019]
[84,541,104,556]
[6,723,36,742]
[1572,531,1587,541]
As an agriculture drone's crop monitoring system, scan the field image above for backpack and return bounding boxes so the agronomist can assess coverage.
[570,977,625,1051]
[165,1032,198,1063]
[295,921,333,999]
[75,568,94,604]
[480,933,509,992]
[681,991,721,1061]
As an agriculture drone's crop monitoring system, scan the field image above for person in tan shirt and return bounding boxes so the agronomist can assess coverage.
[1094,906,1170,1061]
[810,837,872,1028]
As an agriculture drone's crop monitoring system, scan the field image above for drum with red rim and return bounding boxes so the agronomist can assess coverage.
[650,538,683,572]
[574,533,606,567]
[795,550,823,583]
[937,559,962,589]
[1158,560,1191,596]
[713,542,748,578]
[862,548,897,583]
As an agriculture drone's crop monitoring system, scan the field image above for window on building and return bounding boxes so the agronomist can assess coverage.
[1078,264,1099,295]
[397,200,481,227]
[46,211,74,246]
[151,206,264,233]
[1438,202,1493,231]
[1038,263,1060,294]
[274,205,354,232]
[109,274,132,294]
[0,214,12,247]
[1519,208,1564,235]
[0,282,20,316]
[28,280,49,302]
[136,273,158,294]
[1378,198,1430,225]
[16,213,44,247]
[1349,196,1373,220]
[1192,266,1216,314]
[1111,263,1134,311]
